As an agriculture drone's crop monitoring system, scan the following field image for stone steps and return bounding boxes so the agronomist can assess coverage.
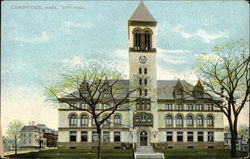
[136,146,155,153]
[135,146,165,159]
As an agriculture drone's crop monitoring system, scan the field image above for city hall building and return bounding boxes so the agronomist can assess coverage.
[58,2,224,149]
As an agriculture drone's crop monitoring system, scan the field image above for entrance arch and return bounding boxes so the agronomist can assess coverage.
[140,131,148,146]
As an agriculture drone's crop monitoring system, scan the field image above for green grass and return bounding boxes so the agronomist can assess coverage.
[155,148,248,159]
[6,148,133,159]
[6,148,248,159]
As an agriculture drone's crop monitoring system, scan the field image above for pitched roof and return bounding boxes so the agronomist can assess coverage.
[21,126,39,132]
[129,2,156,22]
[157,80,193,99]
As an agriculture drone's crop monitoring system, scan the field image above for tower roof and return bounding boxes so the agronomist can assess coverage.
[129,2,156,22]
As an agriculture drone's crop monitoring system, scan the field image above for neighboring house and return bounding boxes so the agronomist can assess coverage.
[20,123,57,148]
[37,124,58,147]
[224,133,249,151]
[58,2,224,149]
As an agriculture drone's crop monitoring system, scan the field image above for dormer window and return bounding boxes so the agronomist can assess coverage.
[173,79,184,99]
[83,92,88,97]
[103,93,109,98]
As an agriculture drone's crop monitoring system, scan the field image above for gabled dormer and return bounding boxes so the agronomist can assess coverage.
[193,79,204,99]
[173,79,184,99]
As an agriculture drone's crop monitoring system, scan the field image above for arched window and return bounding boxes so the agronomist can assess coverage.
[144,31,151,50]
[134,30,141,50]
[197,115,203,126]
[207,115,213,126]
[176,115,183,126]
[144,79,147,85]
[144,68,147,74]
[139,68,142,74]
[139,89,142,96]
[166,115,173,126]
[70,114,77,126]
[139,78,142,85]
[144,89,148,96]
[114,115,121,125]
[81,115,88,125]
[186,115,193,126]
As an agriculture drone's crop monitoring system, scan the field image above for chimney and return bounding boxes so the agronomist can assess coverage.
[29,122,31,126]
[32,121,35,126]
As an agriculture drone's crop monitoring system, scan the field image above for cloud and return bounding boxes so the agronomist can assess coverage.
[157,48,191,65]
[157,65,198,84]
[169,24,229,43]
[60,21,93,32]
[9,32,52,43]
[62,56,85,68]
[157,48,191,54]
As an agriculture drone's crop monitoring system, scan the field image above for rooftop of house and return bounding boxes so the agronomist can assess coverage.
[21,124,57,135]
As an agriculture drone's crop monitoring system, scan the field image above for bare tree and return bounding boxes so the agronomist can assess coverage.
[6,120,24,155]
[46,65,139,159]
[193,39,249,157]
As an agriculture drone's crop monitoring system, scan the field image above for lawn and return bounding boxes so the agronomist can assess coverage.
[6,148,133,159]
[6,148,248,159]
[156,148,248,159]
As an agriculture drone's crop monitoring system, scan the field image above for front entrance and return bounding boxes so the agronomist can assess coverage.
[140,131,147,146]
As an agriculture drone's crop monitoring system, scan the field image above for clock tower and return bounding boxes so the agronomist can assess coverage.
[128,2,158,147]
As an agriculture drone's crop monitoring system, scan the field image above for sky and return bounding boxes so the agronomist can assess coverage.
[1,0,249,134]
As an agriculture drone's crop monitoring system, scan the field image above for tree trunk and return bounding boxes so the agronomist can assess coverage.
[39,140,41,151]
[230,131,237,158]
[97,128,102,159]
[229,120,238,158]
[14,135,17,155]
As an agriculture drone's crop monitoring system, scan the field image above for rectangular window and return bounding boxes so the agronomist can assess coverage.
[70,131,77,142]
[83,92,88,97]
[166,132,173,141]
[177,132,183,142]
[187,132,193,142]
[92,131,98,142]
[198,131,203,142]
[80,103,88,109]
[70,103,77,109]
[103,131,110,142]
[165,104,172,110]
[208,131,214,142]
[103,93,109,98]
[92,118,96,126]
[176,104,182,110]
[187,104,193,110]
[207,104,213,111]
[81,131,88,142]
[103,104,109,109]
[196,104,203,110]
[114,131,121,142]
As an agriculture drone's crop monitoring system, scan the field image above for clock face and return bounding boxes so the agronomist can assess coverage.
[139,55,147,64]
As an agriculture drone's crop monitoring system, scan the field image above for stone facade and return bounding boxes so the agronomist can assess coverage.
[58,2,224,149]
